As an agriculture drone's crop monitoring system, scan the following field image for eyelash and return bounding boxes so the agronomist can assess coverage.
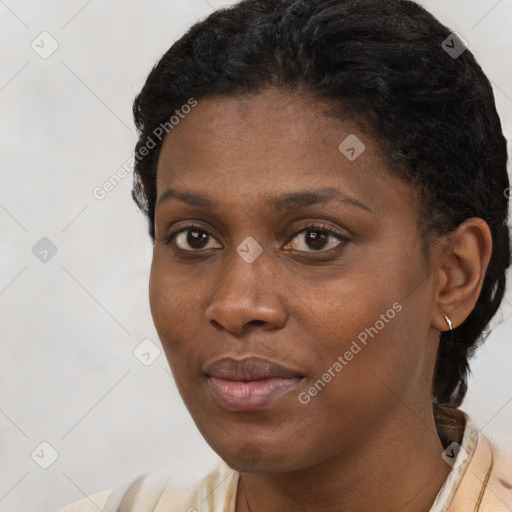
[163,223,349,255]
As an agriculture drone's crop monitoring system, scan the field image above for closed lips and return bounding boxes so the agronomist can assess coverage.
[203,356,305,380]
[204,356,306,412]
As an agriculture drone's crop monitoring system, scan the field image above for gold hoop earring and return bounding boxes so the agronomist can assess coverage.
[443,314,453,331]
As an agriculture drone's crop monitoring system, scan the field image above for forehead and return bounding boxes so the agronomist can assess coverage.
[155,89,416,216]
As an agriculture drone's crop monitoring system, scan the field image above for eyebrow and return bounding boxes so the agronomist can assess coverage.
[156,186,373,213]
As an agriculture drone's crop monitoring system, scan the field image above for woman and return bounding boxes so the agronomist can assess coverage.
[59,0,512,510]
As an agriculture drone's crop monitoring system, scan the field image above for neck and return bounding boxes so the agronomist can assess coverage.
[236,408,460,512]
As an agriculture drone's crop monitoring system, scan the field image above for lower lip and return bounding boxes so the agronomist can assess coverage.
[207,376,303,411]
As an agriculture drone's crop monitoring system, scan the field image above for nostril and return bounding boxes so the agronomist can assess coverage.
[247,320,266,327]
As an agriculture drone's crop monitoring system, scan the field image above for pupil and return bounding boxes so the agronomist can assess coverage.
[307,230,328,250]
[188,229,208,249]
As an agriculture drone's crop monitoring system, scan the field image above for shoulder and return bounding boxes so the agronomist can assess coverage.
[480,438,512,510]
[456,432,512,511]
[56,460,239,512]
[446,420,512,512]
[157,459,239,512]
[57,489,111,512]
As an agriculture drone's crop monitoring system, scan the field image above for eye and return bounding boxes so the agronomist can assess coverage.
[284,224,349,253]
[162,223,349,254]
[164,225,221,251]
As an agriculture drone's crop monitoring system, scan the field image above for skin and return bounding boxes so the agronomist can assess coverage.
[149,88,492,512]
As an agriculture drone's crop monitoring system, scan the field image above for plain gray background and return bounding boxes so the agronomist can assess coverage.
[1,1,511,511]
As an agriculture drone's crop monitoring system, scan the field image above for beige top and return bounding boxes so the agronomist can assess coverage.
[58,414,512,512]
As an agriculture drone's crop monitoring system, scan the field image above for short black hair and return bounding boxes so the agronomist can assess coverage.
[132,0,510,426]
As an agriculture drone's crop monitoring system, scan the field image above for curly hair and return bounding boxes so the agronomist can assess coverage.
[131,0,510,436]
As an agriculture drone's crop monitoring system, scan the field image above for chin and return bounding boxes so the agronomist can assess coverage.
[208,435,314,474]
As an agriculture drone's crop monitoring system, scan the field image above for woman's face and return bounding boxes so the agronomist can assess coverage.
[150,88,441,472]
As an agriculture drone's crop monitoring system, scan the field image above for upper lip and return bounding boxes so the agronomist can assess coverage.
[204,356,304,381]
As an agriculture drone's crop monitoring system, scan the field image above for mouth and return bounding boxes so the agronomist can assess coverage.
[204,356,306,411]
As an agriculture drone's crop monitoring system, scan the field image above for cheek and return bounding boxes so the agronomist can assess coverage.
[306,284,403,385]
[148,258,174,342]
[298,255,424,408]
[149,253,191,355]
[148,250,210,383]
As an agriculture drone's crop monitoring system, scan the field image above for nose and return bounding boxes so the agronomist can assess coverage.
[204,245,287,335]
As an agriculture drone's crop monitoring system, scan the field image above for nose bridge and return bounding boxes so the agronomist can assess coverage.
[205,240,287,331]
[216,241,267,305]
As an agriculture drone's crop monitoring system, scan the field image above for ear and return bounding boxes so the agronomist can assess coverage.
[432,218,492,332]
